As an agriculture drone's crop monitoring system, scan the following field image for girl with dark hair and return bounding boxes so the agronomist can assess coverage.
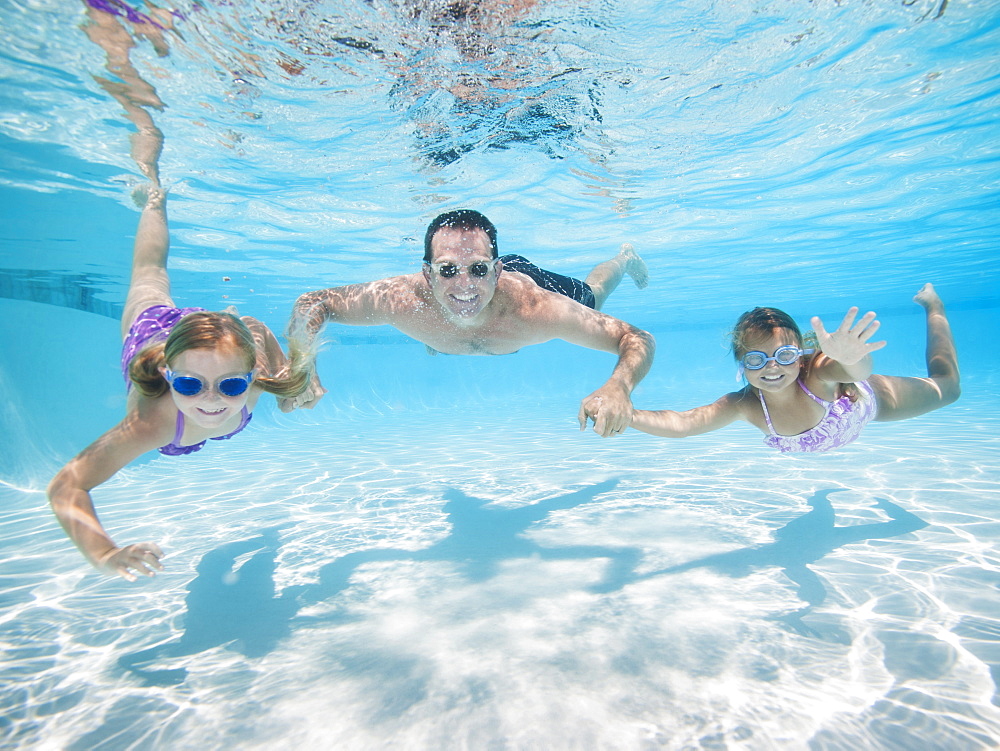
[628,286,959,452]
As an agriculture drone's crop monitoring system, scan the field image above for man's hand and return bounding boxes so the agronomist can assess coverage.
[578,385,632,438]
[279,374,328,412]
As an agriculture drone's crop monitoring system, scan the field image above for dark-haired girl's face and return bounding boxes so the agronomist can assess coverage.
[739,328,802,393]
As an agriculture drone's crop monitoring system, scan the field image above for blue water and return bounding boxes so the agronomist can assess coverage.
[1,0,999,748]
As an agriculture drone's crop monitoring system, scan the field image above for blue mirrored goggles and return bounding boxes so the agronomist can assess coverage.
[741,345,814,370]
[164,370,253,397]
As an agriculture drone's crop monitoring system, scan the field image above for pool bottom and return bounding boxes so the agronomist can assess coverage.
[2,396,999,750]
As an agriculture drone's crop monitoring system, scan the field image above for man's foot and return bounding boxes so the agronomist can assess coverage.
[914,283,943,313]
[132,183,166,209]
[619,243,648,289]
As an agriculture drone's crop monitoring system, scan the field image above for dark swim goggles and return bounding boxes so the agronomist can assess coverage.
[164,370,253,397]
[427,261,494,278]
[741,345,814,370]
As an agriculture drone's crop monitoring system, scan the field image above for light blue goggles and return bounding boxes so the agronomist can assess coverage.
[741,345,814,370]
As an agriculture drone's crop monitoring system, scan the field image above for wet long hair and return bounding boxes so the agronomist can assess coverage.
[423,209,498,262]
[730,306,859,401]
[128,311,312,399]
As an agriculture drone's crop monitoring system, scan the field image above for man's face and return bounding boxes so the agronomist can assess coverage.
[423,226,500,322]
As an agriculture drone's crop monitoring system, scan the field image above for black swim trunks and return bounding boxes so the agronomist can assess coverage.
[499,254,596,309]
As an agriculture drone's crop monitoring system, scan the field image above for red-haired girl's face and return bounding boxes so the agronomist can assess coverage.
[160,346,254,429]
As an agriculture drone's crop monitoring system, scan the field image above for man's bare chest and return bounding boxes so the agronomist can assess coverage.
[400,314,521,356]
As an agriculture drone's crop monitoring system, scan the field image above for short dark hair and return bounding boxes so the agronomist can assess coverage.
[423,209,498,263]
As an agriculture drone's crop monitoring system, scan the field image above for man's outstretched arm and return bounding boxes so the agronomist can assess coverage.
[283,279,404,409]
[576,321,655,437]
[288,279,409,342]
[536,296,655,437]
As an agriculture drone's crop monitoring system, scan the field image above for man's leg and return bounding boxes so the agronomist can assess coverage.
[584,243,648,311]
[499,246,648,311]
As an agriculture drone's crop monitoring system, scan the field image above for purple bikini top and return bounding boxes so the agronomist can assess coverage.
[158,406,252,456]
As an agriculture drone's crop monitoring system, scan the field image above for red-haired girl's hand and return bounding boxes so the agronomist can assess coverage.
[99,543,164,582]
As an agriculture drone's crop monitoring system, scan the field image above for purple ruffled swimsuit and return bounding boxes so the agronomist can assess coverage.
[758,379,877,453]
[121,305,253,456]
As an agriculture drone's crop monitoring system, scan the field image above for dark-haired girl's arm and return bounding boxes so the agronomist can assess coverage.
[629,392,745,438]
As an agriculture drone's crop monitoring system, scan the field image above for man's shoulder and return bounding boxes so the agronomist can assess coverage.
[499,277,615,327]
[495,272,559,310]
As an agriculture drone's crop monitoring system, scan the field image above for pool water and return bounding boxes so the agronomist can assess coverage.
[1,0,999,748]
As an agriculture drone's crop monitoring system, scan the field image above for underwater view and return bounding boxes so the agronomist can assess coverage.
[1,0,999,748]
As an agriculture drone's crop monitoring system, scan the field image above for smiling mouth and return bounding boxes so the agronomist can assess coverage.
[447,293,482,314]
[760,374,785,383]
[198,407,227,415]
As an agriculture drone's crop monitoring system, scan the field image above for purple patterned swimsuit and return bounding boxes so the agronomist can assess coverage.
[159,405,252,456]
[121,305,253,456]
[758,379,877,453]
[83,0,186,28]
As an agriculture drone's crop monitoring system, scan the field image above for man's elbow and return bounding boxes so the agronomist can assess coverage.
[623,326,656,358]
[46,477,60,509]
[47,472,73,513]
[292,292,316,316]
[291,293,330,327]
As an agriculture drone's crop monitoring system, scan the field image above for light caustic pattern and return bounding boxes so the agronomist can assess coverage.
[2,398,999,749]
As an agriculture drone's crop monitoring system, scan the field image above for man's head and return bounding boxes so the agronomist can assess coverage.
[421,209,503,322]
[423,209,498,263]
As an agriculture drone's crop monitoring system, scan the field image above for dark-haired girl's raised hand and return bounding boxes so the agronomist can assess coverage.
[811,307,887,366]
